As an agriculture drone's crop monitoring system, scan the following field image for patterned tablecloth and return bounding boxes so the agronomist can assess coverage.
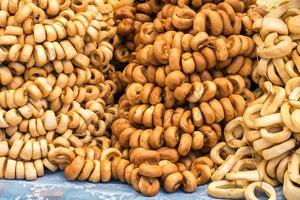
[0,171,284,200]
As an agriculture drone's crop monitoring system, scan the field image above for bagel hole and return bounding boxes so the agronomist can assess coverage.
[86,88,93,94]
[135,88,141,95]
[254,187,270,200]
[143,26,155,35]
[266,124,283,133]
[239,162,257,171]
[100,26,109,31]
[220,151,229,160]
[119,47,129,56]
[74,133,87,139]
[232,125,244,139]
[91,52,102,62]
[205,18,211,33]
[61,13,72,21]
[90,72,96,80]
[34,15,40,21]
[73,0,83,6]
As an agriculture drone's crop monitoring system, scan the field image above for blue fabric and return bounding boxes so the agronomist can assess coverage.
[0,171,284,199]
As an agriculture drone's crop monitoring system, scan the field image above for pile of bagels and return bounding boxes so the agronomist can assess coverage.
[0,0,299,199]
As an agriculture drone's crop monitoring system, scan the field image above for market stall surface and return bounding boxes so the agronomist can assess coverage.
[0,171,284,200]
